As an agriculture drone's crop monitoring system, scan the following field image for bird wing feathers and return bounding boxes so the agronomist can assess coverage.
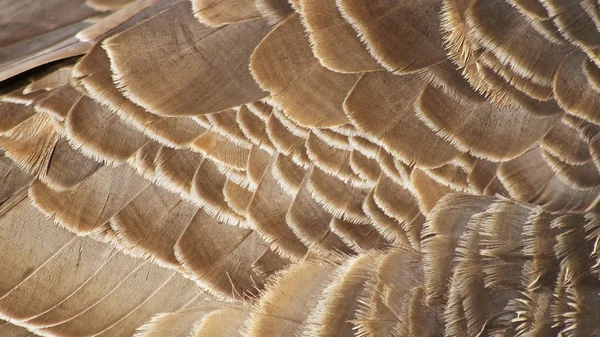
[1,0,600,336]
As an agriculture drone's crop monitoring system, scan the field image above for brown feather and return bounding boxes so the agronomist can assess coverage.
[104,2,269,117]
[250,14,357,128]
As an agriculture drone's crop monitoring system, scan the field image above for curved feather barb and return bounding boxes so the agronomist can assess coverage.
[3,0,600,336]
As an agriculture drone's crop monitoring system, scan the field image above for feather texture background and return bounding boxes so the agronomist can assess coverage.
[1,0,600,336]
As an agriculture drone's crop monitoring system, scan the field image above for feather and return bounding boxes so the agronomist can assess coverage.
[542,151,600,189]
[498,146,600,212]
[540,118,591,165]
[0,322,33,337]
[250,14,357,128]
[425,163,471,193]
[307,166,370,225]
[191,131,250,171]
[313,129,352,153]
[0,0,98,82]
[66,95,149,164]
[373,173,421,231]
[271,153,305,196]
[355,248,422,337]
[75,43,206,148]
[467,158,507,195]
[349,151,380,184]
[255,0,294,24]
[466,0,572,87]
[377,152,411,186]
[29,164,151,233]
[552,213,596,284]
[190,0,261,27]
[132,141,162,178]
[507,0,549,18]
[410,169,455,216]
[286,174,352,257]
[543,0,600,48]
[306,132,354,182]
[246,155,308,260]
[0,102,38,135]
[174,208,273,299]
[0,156,33,204]
[246,262,335,337]
[190,159,245,226]
[583,55,600,93]
[301,0,381,73]
[76,0,176,42]
[154,147,204,196]
[407,287,444,336]
[421,60,487,103]
[75,275,199,337]
[344,72,461,168]
[363,190,412,246]
[0,197,207,337]
[110,184,197,267]
[421,194,493,305]
[133,306,226,337]
[34,85,82,121]
[477,51,554,101]
[38,267,181,336]
[236,104,274,152]
[330,218,388,253]
[337,0,446,73]
[42,137,102,190]
[86,0,136,11]
[0,199,74,302]
[0,116,61,176]
[245,146,270,191]
[206,110,251,148]
[222,179,252,217]
[104,2,269,117]
[24,66,72,94]
[416,84,561,161]
[265,111,310,167]
[523,211,560,288]
[191,307,248,336]
[300,254,379,337]
[25,253,144,328]
[554,52,600,125]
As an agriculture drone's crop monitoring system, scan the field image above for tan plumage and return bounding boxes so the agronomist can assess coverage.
[2,0,600,336]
